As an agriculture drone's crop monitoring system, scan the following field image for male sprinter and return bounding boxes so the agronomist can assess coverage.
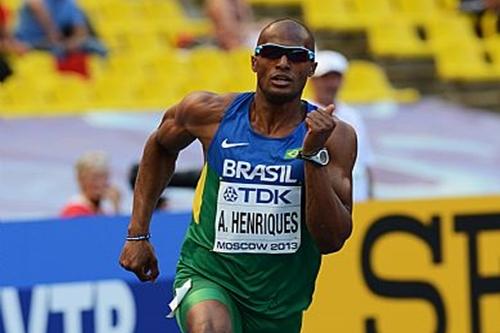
[119,18,357,333]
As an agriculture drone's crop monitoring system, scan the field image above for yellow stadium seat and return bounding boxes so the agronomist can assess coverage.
[441,0,459,10]
[2,0,22,11]
[426,14,479,51]
[142,0,185,20]
[479,10,500,39]
[97,20,137,37]
[11,52,55,79]
[339,60,420,103]
[393,0,446,25]
[134,73,184,109]
[188,47,231,92]
[353,0,393,16]
[304,0,393,31]
[165,17,213,46]
[87,56,108,80]
[78,0,101,20]
[0,76,52,116]
[121,31,166,55]
[98,32,125,54]
[433,41,499,81]
[302,0,367,32]
[100,53,149,82]
[483,36,500,74]
[146,51,193,97]
[97,1,142,23]
[426,14,498,81]
[90,75,136,109]
[190,47,226,69]
[224,47,256,92]
[248,0,302,5]
[44,75,91,113]
[367,17,432,58]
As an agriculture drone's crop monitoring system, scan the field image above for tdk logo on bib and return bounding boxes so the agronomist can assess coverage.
[223,186,292,204]
[223,186,239,202]
[222,159,297,184]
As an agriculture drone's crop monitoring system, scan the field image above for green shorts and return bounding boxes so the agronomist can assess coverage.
[175,276,302,333]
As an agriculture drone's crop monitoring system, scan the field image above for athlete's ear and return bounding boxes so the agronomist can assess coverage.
[251,55,257,73]
[308,62,318,77]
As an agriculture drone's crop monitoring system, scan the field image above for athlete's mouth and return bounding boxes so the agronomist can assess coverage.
[271,74,292,81]
[270,74,292,86]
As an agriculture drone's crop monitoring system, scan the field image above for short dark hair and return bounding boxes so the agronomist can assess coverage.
[258,17,315,51]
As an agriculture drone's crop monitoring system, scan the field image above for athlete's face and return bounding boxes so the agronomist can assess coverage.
[252,26,317,104]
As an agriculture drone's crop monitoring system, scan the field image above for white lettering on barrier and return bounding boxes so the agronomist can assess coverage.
[1,286,49,333]
[51,282,93,333]
[95,280,135,333]
[0,280,135,333]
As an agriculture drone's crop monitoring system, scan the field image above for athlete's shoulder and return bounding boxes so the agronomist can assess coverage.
[182,91,237,104]
[175,91,239,126]
[334,115,357,139]
[329,116,358,166]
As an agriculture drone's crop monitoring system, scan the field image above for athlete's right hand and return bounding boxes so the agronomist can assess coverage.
[119,241,159,282]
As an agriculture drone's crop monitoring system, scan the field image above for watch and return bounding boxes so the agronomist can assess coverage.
[297,148,330,166]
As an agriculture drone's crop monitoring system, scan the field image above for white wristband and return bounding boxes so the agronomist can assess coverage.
[126,233,151,241]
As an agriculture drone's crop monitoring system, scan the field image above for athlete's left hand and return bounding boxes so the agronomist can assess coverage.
[303,104,336,155]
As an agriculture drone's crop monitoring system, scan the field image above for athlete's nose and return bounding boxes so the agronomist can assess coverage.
[276,54,291,69]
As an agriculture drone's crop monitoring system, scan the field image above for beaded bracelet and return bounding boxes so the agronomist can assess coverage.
[126,233,151,241]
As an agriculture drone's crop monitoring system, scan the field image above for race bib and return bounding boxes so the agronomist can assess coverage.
[213,181,302,254]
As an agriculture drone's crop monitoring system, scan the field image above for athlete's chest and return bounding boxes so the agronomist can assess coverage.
[209,110,307,184]
[209,121,307,254]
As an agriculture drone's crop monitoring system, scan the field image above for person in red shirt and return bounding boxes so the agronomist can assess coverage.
[60,151,121,218]
[0,2,28,81]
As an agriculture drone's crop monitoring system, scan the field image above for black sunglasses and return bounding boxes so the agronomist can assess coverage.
[254,43,315,63]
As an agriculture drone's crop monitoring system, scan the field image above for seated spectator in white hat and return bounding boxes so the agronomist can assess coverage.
[310,50,376,202]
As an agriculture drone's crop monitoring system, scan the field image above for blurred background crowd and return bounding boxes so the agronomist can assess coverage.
[1,0,500,220]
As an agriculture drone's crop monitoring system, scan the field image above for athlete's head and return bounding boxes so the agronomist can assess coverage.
[252,18,317,104]
[75,151,110,204]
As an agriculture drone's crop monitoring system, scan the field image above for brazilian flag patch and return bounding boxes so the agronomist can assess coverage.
[284,148,302,159]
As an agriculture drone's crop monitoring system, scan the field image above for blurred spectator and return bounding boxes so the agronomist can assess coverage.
[0,2,28,82]
[0,2,13,82]
[310,50,375,202]
[14,0,107,76]
[61,151,121,218]
[128,162,201,211]
[205,0,254,50]
[461,0,500,36]
[169,169,200,188]
[461,0,500,11]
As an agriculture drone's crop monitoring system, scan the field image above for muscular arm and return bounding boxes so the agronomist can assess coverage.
[127,109,193,236]
[303,111,357,254]
[120,91,233,281]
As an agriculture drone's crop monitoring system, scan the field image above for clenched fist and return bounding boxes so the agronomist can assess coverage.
[119,240,159,282]
[303,104,336,155]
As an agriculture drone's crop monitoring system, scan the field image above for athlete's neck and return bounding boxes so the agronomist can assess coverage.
[251,92,305,138]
